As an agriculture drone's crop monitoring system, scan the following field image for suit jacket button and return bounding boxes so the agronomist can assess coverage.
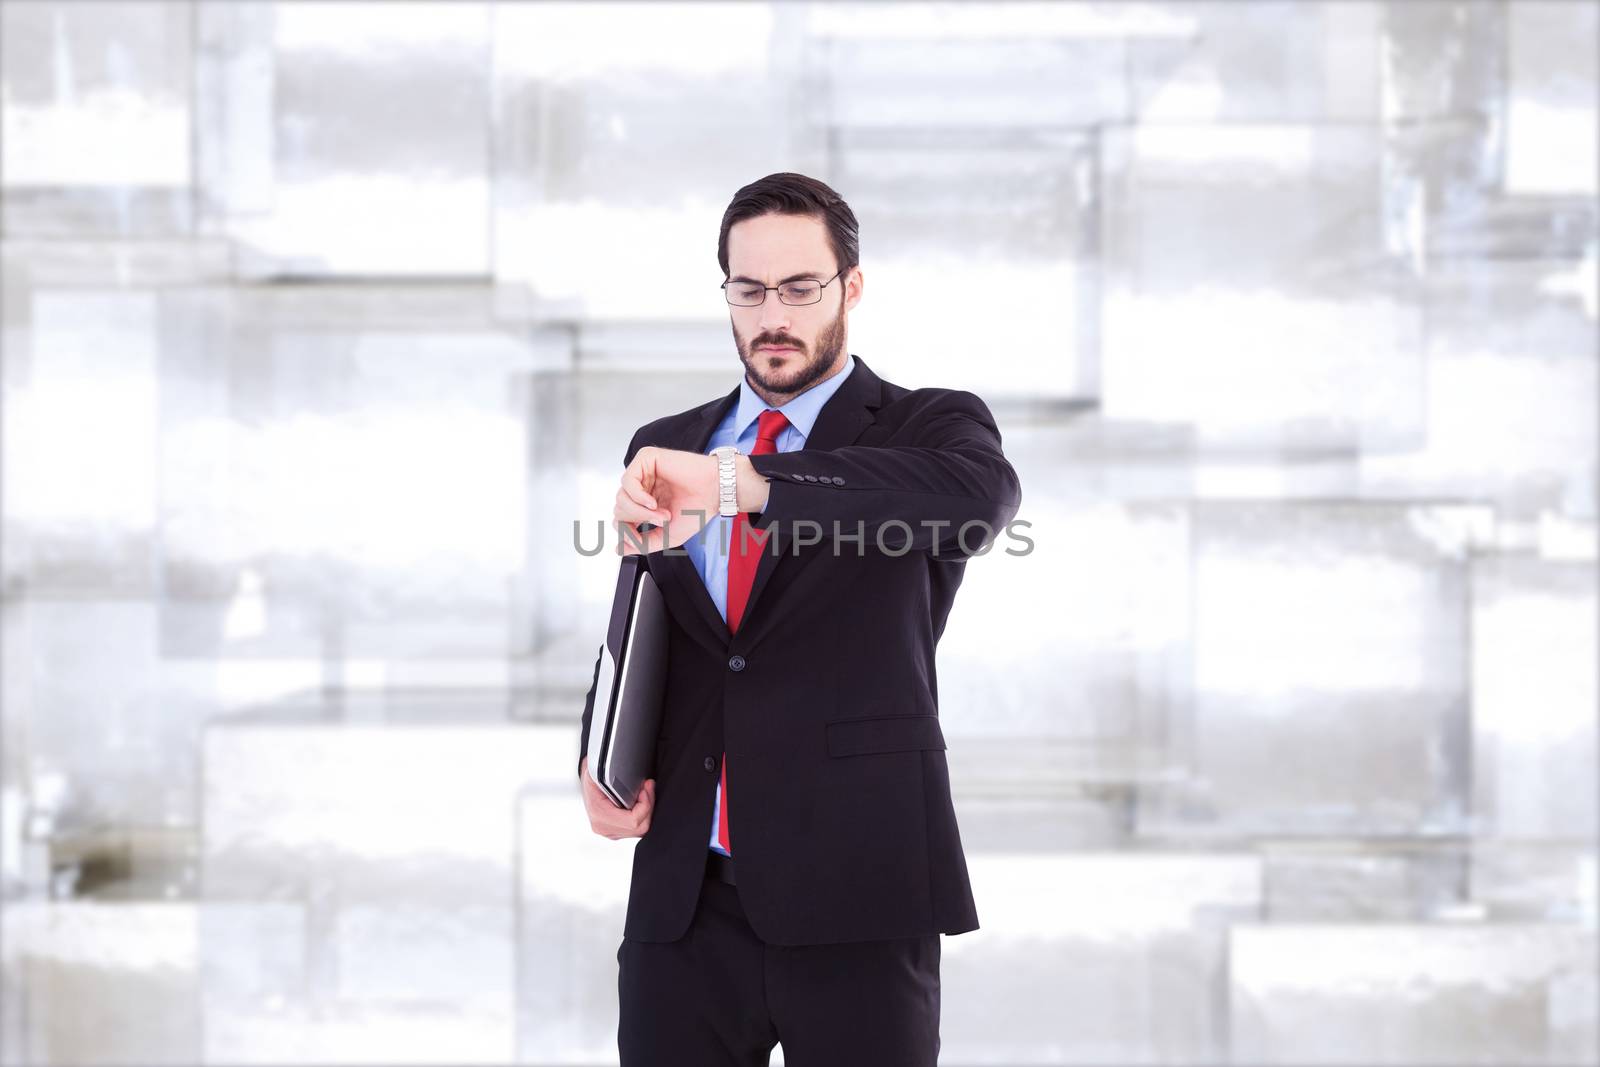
[804,474,819,482]
[832,476,845,485]
[791,473,805,481]
[704,756,716,772]
[728,655,745,671]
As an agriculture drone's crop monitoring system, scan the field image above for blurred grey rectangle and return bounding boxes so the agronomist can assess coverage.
[1231,924,1598,1064]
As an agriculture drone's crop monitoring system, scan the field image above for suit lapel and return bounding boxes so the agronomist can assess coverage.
[647,355,885,655]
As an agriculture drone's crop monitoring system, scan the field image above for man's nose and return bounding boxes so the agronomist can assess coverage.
[757,292,792,333]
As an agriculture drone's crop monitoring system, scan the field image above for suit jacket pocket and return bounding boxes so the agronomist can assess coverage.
[825,714,947,758]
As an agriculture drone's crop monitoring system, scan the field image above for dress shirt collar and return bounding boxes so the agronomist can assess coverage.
[731,352,856,444]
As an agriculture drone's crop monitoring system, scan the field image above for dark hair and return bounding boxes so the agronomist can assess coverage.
[717,172,860,280]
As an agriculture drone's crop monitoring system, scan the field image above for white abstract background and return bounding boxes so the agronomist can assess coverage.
[0,2,1595,1065]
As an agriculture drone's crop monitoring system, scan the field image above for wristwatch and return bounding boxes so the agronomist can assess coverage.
[709,445,741,517]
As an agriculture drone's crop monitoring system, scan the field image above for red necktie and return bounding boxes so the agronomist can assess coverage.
[715,408,790,856]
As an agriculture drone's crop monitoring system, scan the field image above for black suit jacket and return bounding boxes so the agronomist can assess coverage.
[578,354,1022,946]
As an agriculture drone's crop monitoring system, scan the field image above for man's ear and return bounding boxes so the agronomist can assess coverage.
[844,266,864,313]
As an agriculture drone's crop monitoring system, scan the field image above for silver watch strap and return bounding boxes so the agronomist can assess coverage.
[717,448,739,516]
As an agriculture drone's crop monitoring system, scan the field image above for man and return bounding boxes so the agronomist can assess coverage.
[577,172,1021,1067]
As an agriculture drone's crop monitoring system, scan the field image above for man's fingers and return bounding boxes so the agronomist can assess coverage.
[614,486,666,524]
[582,779,654,838]
[622,449,659,507]
[616,523,663,557]
[620,475,658,513]
[612,494,666,555]
[614,495,669,545]
[623,780,653,827]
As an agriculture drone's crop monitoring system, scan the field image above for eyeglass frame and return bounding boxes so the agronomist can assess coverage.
[720,267,848,307]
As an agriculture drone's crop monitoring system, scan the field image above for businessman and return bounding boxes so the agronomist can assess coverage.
[577,172,1022,1067]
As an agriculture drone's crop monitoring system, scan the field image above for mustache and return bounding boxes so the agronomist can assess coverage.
[750,337,802,351]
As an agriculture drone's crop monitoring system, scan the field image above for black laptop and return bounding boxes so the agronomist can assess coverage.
[584,553,670,809]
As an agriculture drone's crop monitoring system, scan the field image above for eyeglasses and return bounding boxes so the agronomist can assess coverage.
[721,268,846,307]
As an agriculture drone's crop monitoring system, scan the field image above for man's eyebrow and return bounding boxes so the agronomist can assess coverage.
[727,271,826,285]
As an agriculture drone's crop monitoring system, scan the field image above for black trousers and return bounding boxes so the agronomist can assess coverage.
[616,855,942,1066]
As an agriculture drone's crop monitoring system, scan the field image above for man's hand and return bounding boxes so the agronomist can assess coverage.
[613,446,770,556]
[579,755,656,839]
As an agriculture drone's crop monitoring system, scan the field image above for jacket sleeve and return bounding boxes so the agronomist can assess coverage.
[578,427,649,779]
[746,389,1022,559]
[577,643,603,780]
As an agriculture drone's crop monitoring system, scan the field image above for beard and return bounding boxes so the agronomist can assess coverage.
[734,302,847,401]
